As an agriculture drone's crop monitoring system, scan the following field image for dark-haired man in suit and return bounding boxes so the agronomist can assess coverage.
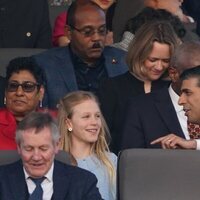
[0,112,102,200]
[151,66,200,150]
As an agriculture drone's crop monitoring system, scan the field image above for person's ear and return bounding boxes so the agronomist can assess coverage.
[17,144,22,155]
[38,86,45,101]
[65,25,72,40]
[168,67,179,82]
[65,117,73,131]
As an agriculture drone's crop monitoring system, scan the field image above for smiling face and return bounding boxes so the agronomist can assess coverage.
[69,4,106,64]
[143,41,170,81]
[91,0,115,11]
[178,77,200,124]
[5,70,44,118]
[17,127,59,178]
[66,99,102,146]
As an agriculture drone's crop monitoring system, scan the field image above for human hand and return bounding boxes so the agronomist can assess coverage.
[151,134,197,149]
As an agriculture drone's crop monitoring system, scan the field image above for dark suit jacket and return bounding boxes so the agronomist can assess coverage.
[121,88,185,149]
[98,72,169,153]
[0,0,51,48]
[34,46,128,108]
[0,160,102,200]
[182,0,200,37]
[0,76,5,108]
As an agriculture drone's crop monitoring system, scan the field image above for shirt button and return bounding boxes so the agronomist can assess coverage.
[26,32,31,37]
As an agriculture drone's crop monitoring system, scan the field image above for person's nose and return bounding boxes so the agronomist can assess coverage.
[91,31,101,41]
[15,85,24,96]
[32,149,42,161]
[155,60,164,71]
[178,93,185,106]
[90,116,98,125]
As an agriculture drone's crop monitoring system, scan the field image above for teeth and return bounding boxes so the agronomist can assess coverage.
[87,129,97,133]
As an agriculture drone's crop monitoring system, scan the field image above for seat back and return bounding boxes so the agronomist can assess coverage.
[0,48,46,76]
[112,0,144,42]
[0,150,70,166]
[117,149,200,200]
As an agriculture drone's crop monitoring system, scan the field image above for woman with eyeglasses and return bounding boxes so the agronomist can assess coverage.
[0,56,45,149]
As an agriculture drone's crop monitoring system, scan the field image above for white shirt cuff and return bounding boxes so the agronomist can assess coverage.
[195,139,200,150]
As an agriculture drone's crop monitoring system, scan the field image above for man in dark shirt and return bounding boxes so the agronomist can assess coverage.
[34,1,127,108]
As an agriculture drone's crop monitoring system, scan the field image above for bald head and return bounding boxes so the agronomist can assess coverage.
[67,0,105,27]
[171,42,200,73]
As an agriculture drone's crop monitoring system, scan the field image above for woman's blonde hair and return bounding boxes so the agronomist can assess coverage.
[126,20,180,80]
[58,91,116,185]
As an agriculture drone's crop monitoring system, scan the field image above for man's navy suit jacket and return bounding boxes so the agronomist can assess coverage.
[0,160,102,200]
[121,88,185,149]
[33,46,128,108]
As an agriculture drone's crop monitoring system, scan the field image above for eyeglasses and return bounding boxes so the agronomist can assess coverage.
[7,81,40,93]
[71,25,107,37]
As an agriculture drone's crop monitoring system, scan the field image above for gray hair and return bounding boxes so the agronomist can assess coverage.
[16,112,60,145]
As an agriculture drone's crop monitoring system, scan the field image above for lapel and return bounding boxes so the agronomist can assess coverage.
[153,89,185,138]
[103,47,127,77]
[8,160,29,200]
[55,47,78,91]
[52,161,70,199]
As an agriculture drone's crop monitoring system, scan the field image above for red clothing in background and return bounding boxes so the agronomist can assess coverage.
[0,109,17,150]
[52,12,67,46]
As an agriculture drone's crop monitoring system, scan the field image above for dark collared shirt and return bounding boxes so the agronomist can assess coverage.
[70,47,108,94]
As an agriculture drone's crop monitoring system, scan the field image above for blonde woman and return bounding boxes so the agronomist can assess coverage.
[98,20,181,154]
[58,91,117,200]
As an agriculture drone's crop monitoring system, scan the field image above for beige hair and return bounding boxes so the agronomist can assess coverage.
[126,20,180,81]
[58,91,115,185]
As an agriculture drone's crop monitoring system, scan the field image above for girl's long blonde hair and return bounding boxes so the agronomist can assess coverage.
[58,91,116,186]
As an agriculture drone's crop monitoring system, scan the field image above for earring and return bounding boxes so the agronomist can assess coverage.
[68,127,72,132]
[39,100,43,108]
[4,97,6,105]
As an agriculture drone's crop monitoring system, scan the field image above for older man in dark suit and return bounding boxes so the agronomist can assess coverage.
[34,1,128,109]
[0,112,102,200]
